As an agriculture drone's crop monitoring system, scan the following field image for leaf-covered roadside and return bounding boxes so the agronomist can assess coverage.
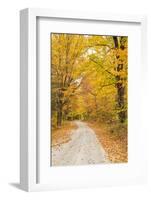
[88,122,128,163]
[51,121,77,147]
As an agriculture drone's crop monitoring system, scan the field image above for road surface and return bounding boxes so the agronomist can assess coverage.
[52,121,109,166]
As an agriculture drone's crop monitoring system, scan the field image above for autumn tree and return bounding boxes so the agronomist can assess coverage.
[51,33,128,128]
[112,36,127,122]
[86,35,127,123]
[51,33,87,127]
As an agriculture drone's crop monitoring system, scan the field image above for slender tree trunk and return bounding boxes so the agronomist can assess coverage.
[57,106,62,127]
[56,88,64,127]
[94,95,98,119]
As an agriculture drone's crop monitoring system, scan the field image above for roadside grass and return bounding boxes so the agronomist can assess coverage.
[88,121,128,163]
[51,121,77,147]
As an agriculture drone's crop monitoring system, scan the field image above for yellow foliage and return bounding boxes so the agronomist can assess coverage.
[51,33,128,125]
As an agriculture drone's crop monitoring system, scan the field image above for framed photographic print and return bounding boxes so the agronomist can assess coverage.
[20,8,147,191]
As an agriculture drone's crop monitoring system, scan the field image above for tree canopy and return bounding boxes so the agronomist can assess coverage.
[51,33,128,128]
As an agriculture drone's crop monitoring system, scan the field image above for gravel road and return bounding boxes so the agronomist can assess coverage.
[52,121,109,166]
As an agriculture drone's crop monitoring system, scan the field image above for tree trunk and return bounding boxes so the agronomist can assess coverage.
[113,36,126,123]
[56,88,63,127]
[116,73,126,123]
[57,106,62,127]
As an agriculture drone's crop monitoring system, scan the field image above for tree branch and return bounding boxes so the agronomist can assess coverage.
[89,58,114,77]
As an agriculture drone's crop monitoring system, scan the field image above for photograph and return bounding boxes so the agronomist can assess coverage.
[51,33,128,166]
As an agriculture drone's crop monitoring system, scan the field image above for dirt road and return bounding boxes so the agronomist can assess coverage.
[52,121,109,166]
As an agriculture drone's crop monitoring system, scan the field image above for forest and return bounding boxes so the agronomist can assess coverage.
[51,33,128,163]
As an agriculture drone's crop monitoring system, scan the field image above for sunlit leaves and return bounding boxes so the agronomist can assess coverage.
[51,33,128,127]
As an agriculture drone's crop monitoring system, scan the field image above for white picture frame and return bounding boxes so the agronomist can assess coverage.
[20,8,147,192]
